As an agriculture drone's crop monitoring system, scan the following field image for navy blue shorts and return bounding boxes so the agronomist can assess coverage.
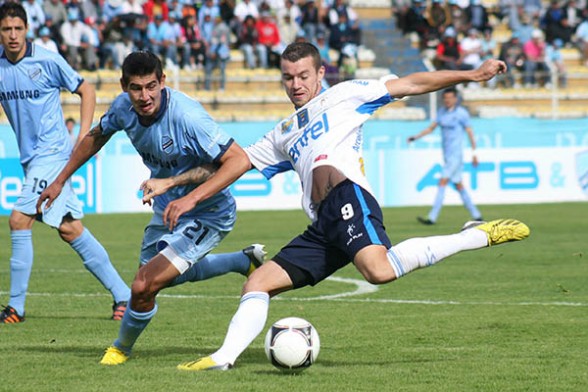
[274,180,391,288]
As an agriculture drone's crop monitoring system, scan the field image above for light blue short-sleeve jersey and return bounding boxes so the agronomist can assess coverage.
[436,105,471,160]
[0,42,83,167]
[100,87,236,229]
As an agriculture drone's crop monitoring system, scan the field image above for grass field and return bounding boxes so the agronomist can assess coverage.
[0,203,587,392]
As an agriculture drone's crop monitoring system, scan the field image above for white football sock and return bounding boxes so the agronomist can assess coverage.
[387,228,488,278]
[211,291,270,365]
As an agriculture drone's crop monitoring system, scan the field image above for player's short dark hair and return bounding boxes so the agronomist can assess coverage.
[0,2,28,26]
[442,87,458,97]
[121,51,163,86]
[281,42,322,71]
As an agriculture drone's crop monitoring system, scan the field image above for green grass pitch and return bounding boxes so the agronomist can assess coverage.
[0,203,586,392]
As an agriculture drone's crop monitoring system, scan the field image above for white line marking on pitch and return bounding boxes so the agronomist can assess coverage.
[1,276,586,307]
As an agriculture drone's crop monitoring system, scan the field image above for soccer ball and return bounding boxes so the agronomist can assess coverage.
[264,317,320,372]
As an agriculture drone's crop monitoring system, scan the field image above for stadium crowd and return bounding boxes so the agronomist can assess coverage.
[14,0,363,82]
[395,0,588,88]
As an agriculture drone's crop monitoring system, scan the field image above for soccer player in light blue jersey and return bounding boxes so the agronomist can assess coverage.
[0,2,130,324]
[140,43,530,371]
[38,51,265,365]
[408,88,483,225]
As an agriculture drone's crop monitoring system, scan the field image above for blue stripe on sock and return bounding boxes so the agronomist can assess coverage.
[353,184,382,245]
[387,248,405,277]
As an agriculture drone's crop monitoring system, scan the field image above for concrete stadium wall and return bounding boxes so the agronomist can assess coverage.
[0,117,587,216]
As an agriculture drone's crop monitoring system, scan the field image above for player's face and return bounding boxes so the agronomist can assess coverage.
[442,92,458,109]
[123,73,166,118]
[281,56,325,108]
[0,17,28,62]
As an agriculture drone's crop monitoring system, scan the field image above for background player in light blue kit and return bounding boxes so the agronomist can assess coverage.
[38,51,265,365]
[408,88,483,225]
[0,2,130,323]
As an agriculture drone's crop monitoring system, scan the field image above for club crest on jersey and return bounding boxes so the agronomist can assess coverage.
[281,118,294,134]
[296,109,309,128]
[162,136,174,154]
[28,67,42,81]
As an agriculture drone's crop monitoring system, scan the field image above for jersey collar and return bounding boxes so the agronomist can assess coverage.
[1,41,33,65]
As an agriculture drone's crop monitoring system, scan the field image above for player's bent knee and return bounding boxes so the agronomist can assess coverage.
[361,269,395,285]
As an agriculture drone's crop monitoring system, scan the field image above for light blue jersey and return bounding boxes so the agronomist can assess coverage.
[436,104,471,160]
[0,42,82,168]
[99,87,236,231]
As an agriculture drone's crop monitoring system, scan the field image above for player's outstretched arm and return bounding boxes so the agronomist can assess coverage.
[162,142,252,230]
[37,125,112,211]
[141,163,219,205]
[386,59,507,99]
[408,122,438,143]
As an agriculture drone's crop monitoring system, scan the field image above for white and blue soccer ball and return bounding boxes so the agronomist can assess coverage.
[264,317,320,372]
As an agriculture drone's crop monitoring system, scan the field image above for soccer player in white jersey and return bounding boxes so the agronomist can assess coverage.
[37,51,266,365]
[408,87,483,225]
[0,2,130,324]
[137,42,530,371]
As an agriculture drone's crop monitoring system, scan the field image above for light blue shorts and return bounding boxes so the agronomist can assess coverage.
[139,210,234,273]
[442,155,464,184]
[16,160,84,228]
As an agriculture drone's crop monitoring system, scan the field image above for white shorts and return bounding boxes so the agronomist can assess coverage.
[16,160,84,228]
[139,210,234,274]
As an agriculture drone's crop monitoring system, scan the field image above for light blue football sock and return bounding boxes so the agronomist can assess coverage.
[8,230,33,316]
[70,229,130,303]
[114,303,158,354]
[169,251,250,287]
[458,188,482,220]
[428,185,447,222]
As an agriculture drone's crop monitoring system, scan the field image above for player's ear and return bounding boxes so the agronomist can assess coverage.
[160,73,166,88]
[317,65,325,84]
[120,78,128,92]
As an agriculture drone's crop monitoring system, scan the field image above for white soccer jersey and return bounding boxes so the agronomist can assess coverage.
[246,78,395,221]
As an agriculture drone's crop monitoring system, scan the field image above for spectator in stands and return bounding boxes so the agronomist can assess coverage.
[392,0,411,33]
[329,11,359,77]
[199,0,220,27]
[546,38,567,87]
[328,0,358,27]
[43,0,68,27]
[103,0,125,23]
[65,117,77,145]
[257,11,283,66]
[143,0,169,22]
[447,0,468,36]
[515,14,535,44]
[435,27,472,70]
[60,8,94,70]
[167,12,184,63]
[575,15,588,65]
[523,29,549,87]
[300,0,322,44]
[147,14,178,68]
[23,0,45,34]
[523,0,542,20]
[34,26,59,53]
[464,0,489,33]
[403,0,430,48]
[219,0,239,37]
[83,16,101,71]
[181,14,207,70]
[234,0,259,26]
[542,0,573,44]
[121,0,145,16]
[498,31,526,87]
[240,15,267,68]
[461,28,483,68]
[426,0,450,38]
[278,0,302,27]
[101,16,135,69]
[204,16,231,91]
[563,0,582,31]
[80,0,100,24]
[278,13,300,47]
